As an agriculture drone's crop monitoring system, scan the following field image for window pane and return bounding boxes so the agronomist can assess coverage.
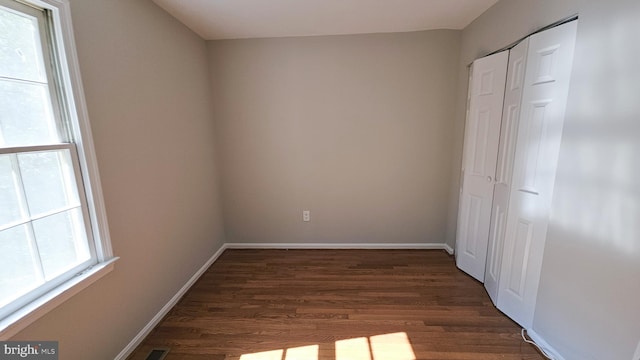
[0,5,46,82]
[0,154,27,226]
[18,149,80,217]
[32,208,90,279]
[0,80,59,147]
[0,225,43,307]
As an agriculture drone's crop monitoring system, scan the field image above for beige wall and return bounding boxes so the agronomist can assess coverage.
[209,31,461,245]
[10,0,225,359]
[9,0,637,358]
[453,0,640,358]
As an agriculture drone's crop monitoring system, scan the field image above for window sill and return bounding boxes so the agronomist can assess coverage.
[0,257,119,340]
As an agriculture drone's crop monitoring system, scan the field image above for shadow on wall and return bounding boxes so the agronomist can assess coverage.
[551,121,638,255]
[549,18,639,256]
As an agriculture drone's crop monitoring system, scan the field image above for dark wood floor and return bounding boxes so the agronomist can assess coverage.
[128,249,544,360]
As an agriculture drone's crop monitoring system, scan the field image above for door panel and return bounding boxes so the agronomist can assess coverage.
[470,109,491,176]
[520,100,552,194]
[455,51,508,282]
[484,39,529,304]
[508,219,533,297]
[498,21,577,328]
[487,204,505,281]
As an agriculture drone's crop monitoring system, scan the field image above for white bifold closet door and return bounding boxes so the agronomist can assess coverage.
[457,20,578,330]
[484,38,529,304]
[496,21,577,329]
[455,51,508,282]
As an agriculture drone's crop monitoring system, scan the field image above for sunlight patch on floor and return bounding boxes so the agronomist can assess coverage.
[370,332,416,360]
[284,345,319,360]
[335,337,371,360]
[238,332,415,360]
[239,349,284,360]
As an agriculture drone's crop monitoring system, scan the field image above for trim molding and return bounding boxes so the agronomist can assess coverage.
[443,243,454,255]
[0,258,118,340]
[115,242,452,359]
[226,242,453,253]
[113,246,226,360]
[527,328,566,360]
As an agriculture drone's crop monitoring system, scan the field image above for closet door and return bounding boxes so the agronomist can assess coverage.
[498,21,577,328]
[484,39,529,304]
[455,51,508,282]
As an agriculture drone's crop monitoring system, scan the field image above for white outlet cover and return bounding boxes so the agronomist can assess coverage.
[633,338,640,360]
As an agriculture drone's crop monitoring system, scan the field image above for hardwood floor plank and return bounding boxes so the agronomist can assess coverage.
[127,249,545,360]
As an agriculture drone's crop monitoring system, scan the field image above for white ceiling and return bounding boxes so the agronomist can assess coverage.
[152,0,499,40]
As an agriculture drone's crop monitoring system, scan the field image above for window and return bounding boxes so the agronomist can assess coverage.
[0,0,115,337]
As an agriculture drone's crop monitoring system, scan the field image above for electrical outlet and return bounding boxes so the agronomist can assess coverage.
[302,210,310,222]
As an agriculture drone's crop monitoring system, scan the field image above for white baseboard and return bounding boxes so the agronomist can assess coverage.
[114,245,227,360]
[115,241,452,359]
[443,243,454,255]
[225,242,453,252]
[527,328,566,360]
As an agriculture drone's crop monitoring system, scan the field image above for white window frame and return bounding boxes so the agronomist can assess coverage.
[0,0,117,339]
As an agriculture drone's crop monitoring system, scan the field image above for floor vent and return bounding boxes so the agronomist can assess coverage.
[145,348,170,360]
